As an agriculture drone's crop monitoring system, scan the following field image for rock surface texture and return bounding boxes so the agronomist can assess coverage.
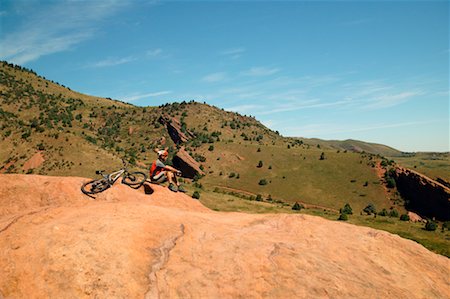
[0,174,449,298]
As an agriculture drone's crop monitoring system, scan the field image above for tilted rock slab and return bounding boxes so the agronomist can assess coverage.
[0,174,449,298]
[173,147,205,179]
[394,166,450,221]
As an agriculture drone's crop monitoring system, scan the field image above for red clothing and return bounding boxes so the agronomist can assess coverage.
[150,159,166,178]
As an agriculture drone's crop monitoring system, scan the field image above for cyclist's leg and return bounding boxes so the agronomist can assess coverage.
[152,171,167,184]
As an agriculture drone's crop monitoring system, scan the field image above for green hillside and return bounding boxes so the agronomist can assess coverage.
[2,61,450,257]
[305,138,402,157]
[0,61,400,214]
[388,152,450,183]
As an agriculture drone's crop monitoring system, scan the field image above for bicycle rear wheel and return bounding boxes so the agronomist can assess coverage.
[81,178,111,195]
[122,171,147,188]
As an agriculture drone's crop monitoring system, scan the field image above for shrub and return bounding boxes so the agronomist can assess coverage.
[425,221,437,231]
[338,213,348,221]
[319,152,325,160]
[340,203,353,215]
[443,221,450,231]
[292,202,303,211]
[258,179,268,185]
[378,208,388,216]
[192,191,200,199]
[389,209,399,218]
[400,214,410,221]
[363,203,376,215]
[228,172,236,178]
[257,160,263,168]
[386,177,396,188]
[256,194,262,201]
[208,145,214,151]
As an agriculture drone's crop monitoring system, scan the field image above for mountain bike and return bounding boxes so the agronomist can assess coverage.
[81,161,147,196]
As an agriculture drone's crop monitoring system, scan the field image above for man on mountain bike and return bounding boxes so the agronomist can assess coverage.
[149,148,186,193]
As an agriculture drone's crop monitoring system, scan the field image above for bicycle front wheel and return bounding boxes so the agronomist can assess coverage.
[81,178,111,195]
[122,171,147,188]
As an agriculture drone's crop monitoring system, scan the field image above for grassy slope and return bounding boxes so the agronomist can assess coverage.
[1,61,448,257]
[388,153,450,182]
[200,142,391,212]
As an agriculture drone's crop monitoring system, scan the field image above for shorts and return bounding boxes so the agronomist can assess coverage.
[152,171,167,183]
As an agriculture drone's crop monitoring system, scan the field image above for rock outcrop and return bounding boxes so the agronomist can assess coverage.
[22,151,45,171]
[1,174,449,298]
[393,167,450,221]
[172,147,205,179]
[158,116,194,145]
[158,116,204,179]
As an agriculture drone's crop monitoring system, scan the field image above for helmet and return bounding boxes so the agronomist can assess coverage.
[157,150,168,158]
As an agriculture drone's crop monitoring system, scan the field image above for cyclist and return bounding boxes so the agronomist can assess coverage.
[149,148,186,193]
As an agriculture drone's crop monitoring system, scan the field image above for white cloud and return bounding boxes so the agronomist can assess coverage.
[220,47,246,59]
[285,119,444,137]
[364,91,422,110]
[123,91,172,102]
[242,67,280,77]
[146,48,163,57]
[202,72,227,83]
[87,56,136,68]
[0,0,130,64]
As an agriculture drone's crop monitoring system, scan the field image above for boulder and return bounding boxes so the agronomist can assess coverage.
[407,211,424,222]
[173,147,205,179]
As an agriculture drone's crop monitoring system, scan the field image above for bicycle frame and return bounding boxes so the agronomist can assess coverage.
[107,168,126,184]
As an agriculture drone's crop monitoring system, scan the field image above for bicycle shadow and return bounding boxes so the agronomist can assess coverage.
[143,182,155,195]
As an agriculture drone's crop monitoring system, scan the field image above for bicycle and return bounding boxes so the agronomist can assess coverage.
[81,160,147,196]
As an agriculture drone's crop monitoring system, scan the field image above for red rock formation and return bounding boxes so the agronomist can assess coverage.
[393,167,450,221]
[158,116,194,145]
[172,147,205,179]
[0,174,449,298]
[22,151,45,171]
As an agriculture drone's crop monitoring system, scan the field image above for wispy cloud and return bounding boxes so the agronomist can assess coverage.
[123,91,172,102]
[241,67,280,77]
[0,0,130,64]
[146,48,163,57]
[220,47,245,59]
[87,56,136,68]
[364,91,422,110]
[288,119,445,137]
[202,72,228,83]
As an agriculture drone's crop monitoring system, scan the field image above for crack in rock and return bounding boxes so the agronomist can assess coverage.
[0,208,50,234]
[145,224,185,299]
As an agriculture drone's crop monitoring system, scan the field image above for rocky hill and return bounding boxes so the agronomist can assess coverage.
[0,61,399,213]
[0,174,449,298]
[1,61,449,252]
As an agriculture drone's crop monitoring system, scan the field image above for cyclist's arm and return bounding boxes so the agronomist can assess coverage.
[156,159,180,173]
[164,165,180,173]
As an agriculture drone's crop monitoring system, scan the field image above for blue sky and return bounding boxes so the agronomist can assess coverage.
[0,0,448,152]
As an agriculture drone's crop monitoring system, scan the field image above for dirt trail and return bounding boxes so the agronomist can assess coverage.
[215,185,339,212]
[0,174,449,298]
